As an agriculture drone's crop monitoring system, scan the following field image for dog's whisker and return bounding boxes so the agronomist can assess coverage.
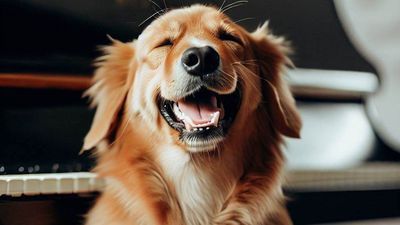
[228,65,263,96]
[145,0,168,24]
[231,60,258,66]
[221,0,248,13]
[234,64,274,94]
[232,59,258,63]
[233,62,257,67]
[217,69,238,86]
[138,8,166,27]
[219,0,227,11]
[146,0,163,11]
[221,3,246,14]
[218,69,235,78]
[234,17,255,24]
[221,0,248,11]
[231,63,256,67]
[162,0,168,10]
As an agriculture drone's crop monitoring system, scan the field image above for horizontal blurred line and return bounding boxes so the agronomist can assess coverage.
[288,68,379,100]
[0,73,91,90]
[285,162,400,192]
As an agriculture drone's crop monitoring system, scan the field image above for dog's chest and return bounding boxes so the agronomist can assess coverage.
[158,147,231,225]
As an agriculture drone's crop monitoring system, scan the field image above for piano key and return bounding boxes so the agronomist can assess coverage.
[76,177,91,192]
[0,172,104,196]
[41,178,58,194]
[91,176,106,192]
[8,179,24,196]
[59,178,74,193]
[24,179,41,195]
[0,179,7,195]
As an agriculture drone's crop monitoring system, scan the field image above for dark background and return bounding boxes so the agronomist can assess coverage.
[0,0,375,74]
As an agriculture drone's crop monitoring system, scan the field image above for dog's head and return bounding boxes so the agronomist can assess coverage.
[83,5,301,153]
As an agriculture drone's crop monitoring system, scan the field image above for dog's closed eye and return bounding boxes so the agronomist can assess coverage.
[155,39,173,48]
[218,29,243,45]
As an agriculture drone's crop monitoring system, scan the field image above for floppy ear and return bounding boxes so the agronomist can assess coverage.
[82,39,136,151]
[250,22,302,138]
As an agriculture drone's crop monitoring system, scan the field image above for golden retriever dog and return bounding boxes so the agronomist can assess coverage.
[83,4,301,225]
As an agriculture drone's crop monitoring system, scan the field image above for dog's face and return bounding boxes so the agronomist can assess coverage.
[134,6,249,152]
[83,5,301,154]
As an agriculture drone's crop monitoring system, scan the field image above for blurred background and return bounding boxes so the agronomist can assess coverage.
[0,0,399,224]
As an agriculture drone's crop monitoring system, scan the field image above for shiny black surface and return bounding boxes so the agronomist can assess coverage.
[0,88,94,175]
[0,0,375,74]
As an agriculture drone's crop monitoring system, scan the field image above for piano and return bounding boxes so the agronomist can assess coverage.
[1,1,399,225]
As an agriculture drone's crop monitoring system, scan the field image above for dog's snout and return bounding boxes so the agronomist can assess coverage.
[181,46,220,76]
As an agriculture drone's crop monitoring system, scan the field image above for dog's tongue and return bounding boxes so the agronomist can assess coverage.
[177,96,220,129]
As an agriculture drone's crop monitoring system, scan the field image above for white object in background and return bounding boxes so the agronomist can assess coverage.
[285,102,375,170]
[335,0,400,151]
[287,68,378,99]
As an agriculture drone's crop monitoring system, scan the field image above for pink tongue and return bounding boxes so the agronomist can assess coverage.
[178,97,219,125]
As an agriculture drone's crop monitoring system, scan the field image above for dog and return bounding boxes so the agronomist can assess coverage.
[83,4,301,225]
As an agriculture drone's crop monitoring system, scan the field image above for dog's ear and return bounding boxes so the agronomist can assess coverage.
[82,39,136,151]
[249,22,302,138]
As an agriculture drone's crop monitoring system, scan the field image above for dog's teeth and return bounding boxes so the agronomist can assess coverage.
[210,111,220,127]
[184,119,193,131]
[173,103,185,121]
[199,128,203,131]
[206,127,210,130]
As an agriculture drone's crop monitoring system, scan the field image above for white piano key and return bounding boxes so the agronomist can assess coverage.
[0,172,103,196]
[59,178,74,193]
[24,179,40,195]
[8,179,24,196]
[76,177,90,192]
[0,179,7,196]
[40,178,58,194]
[90,176,106,191]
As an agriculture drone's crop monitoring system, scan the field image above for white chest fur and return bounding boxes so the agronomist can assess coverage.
[157,145,237,225]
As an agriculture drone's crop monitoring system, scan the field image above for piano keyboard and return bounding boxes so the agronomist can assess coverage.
[1,163,399,197]
[0,172,105,197]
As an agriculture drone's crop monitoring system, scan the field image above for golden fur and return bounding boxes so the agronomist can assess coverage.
[83,5,301,225]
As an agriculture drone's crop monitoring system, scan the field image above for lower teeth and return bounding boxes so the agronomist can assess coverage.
[192,126,213,132]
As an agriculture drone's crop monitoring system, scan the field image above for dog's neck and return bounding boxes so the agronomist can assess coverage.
[154,142,243,225]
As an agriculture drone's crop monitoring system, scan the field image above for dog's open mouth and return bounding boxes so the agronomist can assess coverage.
[159,87,241,151]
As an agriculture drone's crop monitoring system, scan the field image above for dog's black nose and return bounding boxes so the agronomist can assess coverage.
[181,46,220,76]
